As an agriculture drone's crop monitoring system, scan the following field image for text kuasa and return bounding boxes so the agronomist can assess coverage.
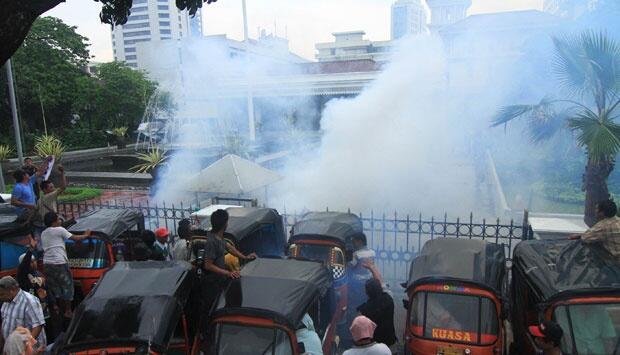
[431,328,473,342]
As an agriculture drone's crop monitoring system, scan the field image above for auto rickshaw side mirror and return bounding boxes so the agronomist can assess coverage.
[297,342,306,354]
[402,298,409,310]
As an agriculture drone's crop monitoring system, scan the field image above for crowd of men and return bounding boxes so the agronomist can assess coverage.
[2,158,620,355]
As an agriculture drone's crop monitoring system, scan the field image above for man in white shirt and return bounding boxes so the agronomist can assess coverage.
[41,212,91,318]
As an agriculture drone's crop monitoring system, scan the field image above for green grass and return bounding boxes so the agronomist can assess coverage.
[4,185,102,203]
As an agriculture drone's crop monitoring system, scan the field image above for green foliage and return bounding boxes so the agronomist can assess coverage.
[57,187,102,203]
[61,128,108,150]
[111,127,128,137]
[131,148,168,173]
[0,145,15,160]
[34,135,65,160]
[492,31,620,162]
[223,132,250,158]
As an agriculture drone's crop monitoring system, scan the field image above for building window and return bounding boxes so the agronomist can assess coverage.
[125,55,137,60]
[133,0,147,3]
[124,38,150,45]
[123,22,150,29]
[158,5,169,10]
[125,47,136,53]
[161,36,172,40]
[128,14,149,21]
[160,29,171,35]
[127,63,138,68]
[159,21,170,27]
[124,30,151,37]
[158,0,168,2]
[132,6,148,12]
[158,13,170,18]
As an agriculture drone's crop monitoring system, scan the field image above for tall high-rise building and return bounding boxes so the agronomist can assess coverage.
[391,0,428,40]
[426,0,472,32]
[111,0,202,68]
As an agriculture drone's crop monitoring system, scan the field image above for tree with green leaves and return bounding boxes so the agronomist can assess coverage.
[1,0,217,66]
[492,31,620,226]
[0,17,90,135]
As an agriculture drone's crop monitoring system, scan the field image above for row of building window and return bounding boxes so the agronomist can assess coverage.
[158,5,168,10]
[127,14,149,21]
[124,30,151,37]
[159,13,169,18]
[133,0,147,4]
[160,21,170,27]
[132,6,148,12]
[123,22,150,30]
[125,47,136,53]
[125,55,137,60]
[124,38,150,45]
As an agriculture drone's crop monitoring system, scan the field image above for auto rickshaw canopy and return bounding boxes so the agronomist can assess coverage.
[68,208,144,241]
[213,258,332,329]
[289,211,364,247]
[197,207,285,243]
[406,238,505,295]
[513,239,620,302]
[62,261,193,352]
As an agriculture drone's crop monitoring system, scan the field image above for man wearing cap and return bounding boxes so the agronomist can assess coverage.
[153,227,172,261]
[529,321,563,355]
[343,316,391,355]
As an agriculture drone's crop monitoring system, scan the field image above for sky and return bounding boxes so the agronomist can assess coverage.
[45,0,542,62]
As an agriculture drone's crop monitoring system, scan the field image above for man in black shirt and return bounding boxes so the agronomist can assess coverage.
[357,278,397,349]
[199,209,256,320]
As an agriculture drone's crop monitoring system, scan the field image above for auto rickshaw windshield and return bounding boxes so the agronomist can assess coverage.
[553,302,620,355]
[290,244,343,265]
[66,239,109,269]
[410,291,499,345]
[211,323,294,355]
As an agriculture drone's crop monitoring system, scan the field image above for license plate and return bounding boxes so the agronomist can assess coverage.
[437,347,464,355]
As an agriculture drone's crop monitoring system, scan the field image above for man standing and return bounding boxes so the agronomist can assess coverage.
[199,209,256,316]
[172,219,192,261]
[41,212,91,319]
[32,166,67,250]
[10,170,37,221]
[574,199,620,258]
[0,276,46,352]
[154,227,172,261]
[529,321,564,355]
[357,278,398,351]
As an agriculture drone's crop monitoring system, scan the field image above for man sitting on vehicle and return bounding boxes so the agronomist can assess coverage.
[41,212,91,319]
[574,199,620,258]
[10,168,43,223]
[529,321,563,355]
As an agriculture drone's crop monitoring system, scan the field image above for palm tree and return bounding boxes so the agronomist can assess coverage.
[492,31,620,226]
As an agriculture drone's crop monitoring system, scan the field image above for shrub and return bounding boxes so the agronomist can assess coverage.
[131,148,167,173]
[57,187,102,203]
[0,145,14,160]
[34,135,65,161]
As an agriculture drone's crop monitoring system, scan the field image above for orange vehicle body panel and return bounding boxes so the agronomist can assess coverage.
[405,284,504,355]
[68,243,115,296]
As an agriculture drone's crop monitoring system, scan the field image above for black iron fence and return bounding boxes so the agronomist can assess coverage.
[57,201,525,289]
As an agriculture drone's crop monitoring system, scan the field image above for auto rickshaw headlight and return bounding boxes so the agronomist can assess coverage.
[464,349,471,355]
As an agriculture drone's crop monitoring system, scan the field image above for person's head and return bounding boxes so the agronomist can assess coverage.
[154,227,169,243]
[0,276,20,302]
[210,209,229,233]
[349,316,377,344]
[529,321,563,350]
[365,278,383,299]
[352,234,367,250]
[178,219,192,240]
[44,212,61,228]
[12,169,27,183]
[40,180,55,194]
[596,199,617,220]
[24,157,33,166]
[3,327,36,355]
[141,230,156,247]
[18,253,37,271]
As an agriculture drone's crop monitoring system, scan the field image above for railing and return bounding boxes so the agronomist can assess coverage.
[58,201,525,290]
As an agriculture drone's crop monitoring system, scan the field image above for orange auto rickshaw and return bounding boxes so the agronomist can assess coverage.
[65,208,145,297]
[60,261,193,355]
[511,239,620,354]
[404,238,507,355]
[195,258,338,355]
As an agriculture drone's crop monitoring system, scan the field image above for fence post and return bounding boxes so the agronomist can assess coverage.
[406,214,410,252]
[417,213,422,253]
[443,213,447,238]
[521,209,529,241]
[456,217,460,239]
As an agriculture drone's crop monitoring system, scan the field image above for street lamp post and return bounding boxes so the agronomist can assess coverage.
[242,0,256,141]
[5,59,24,165]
